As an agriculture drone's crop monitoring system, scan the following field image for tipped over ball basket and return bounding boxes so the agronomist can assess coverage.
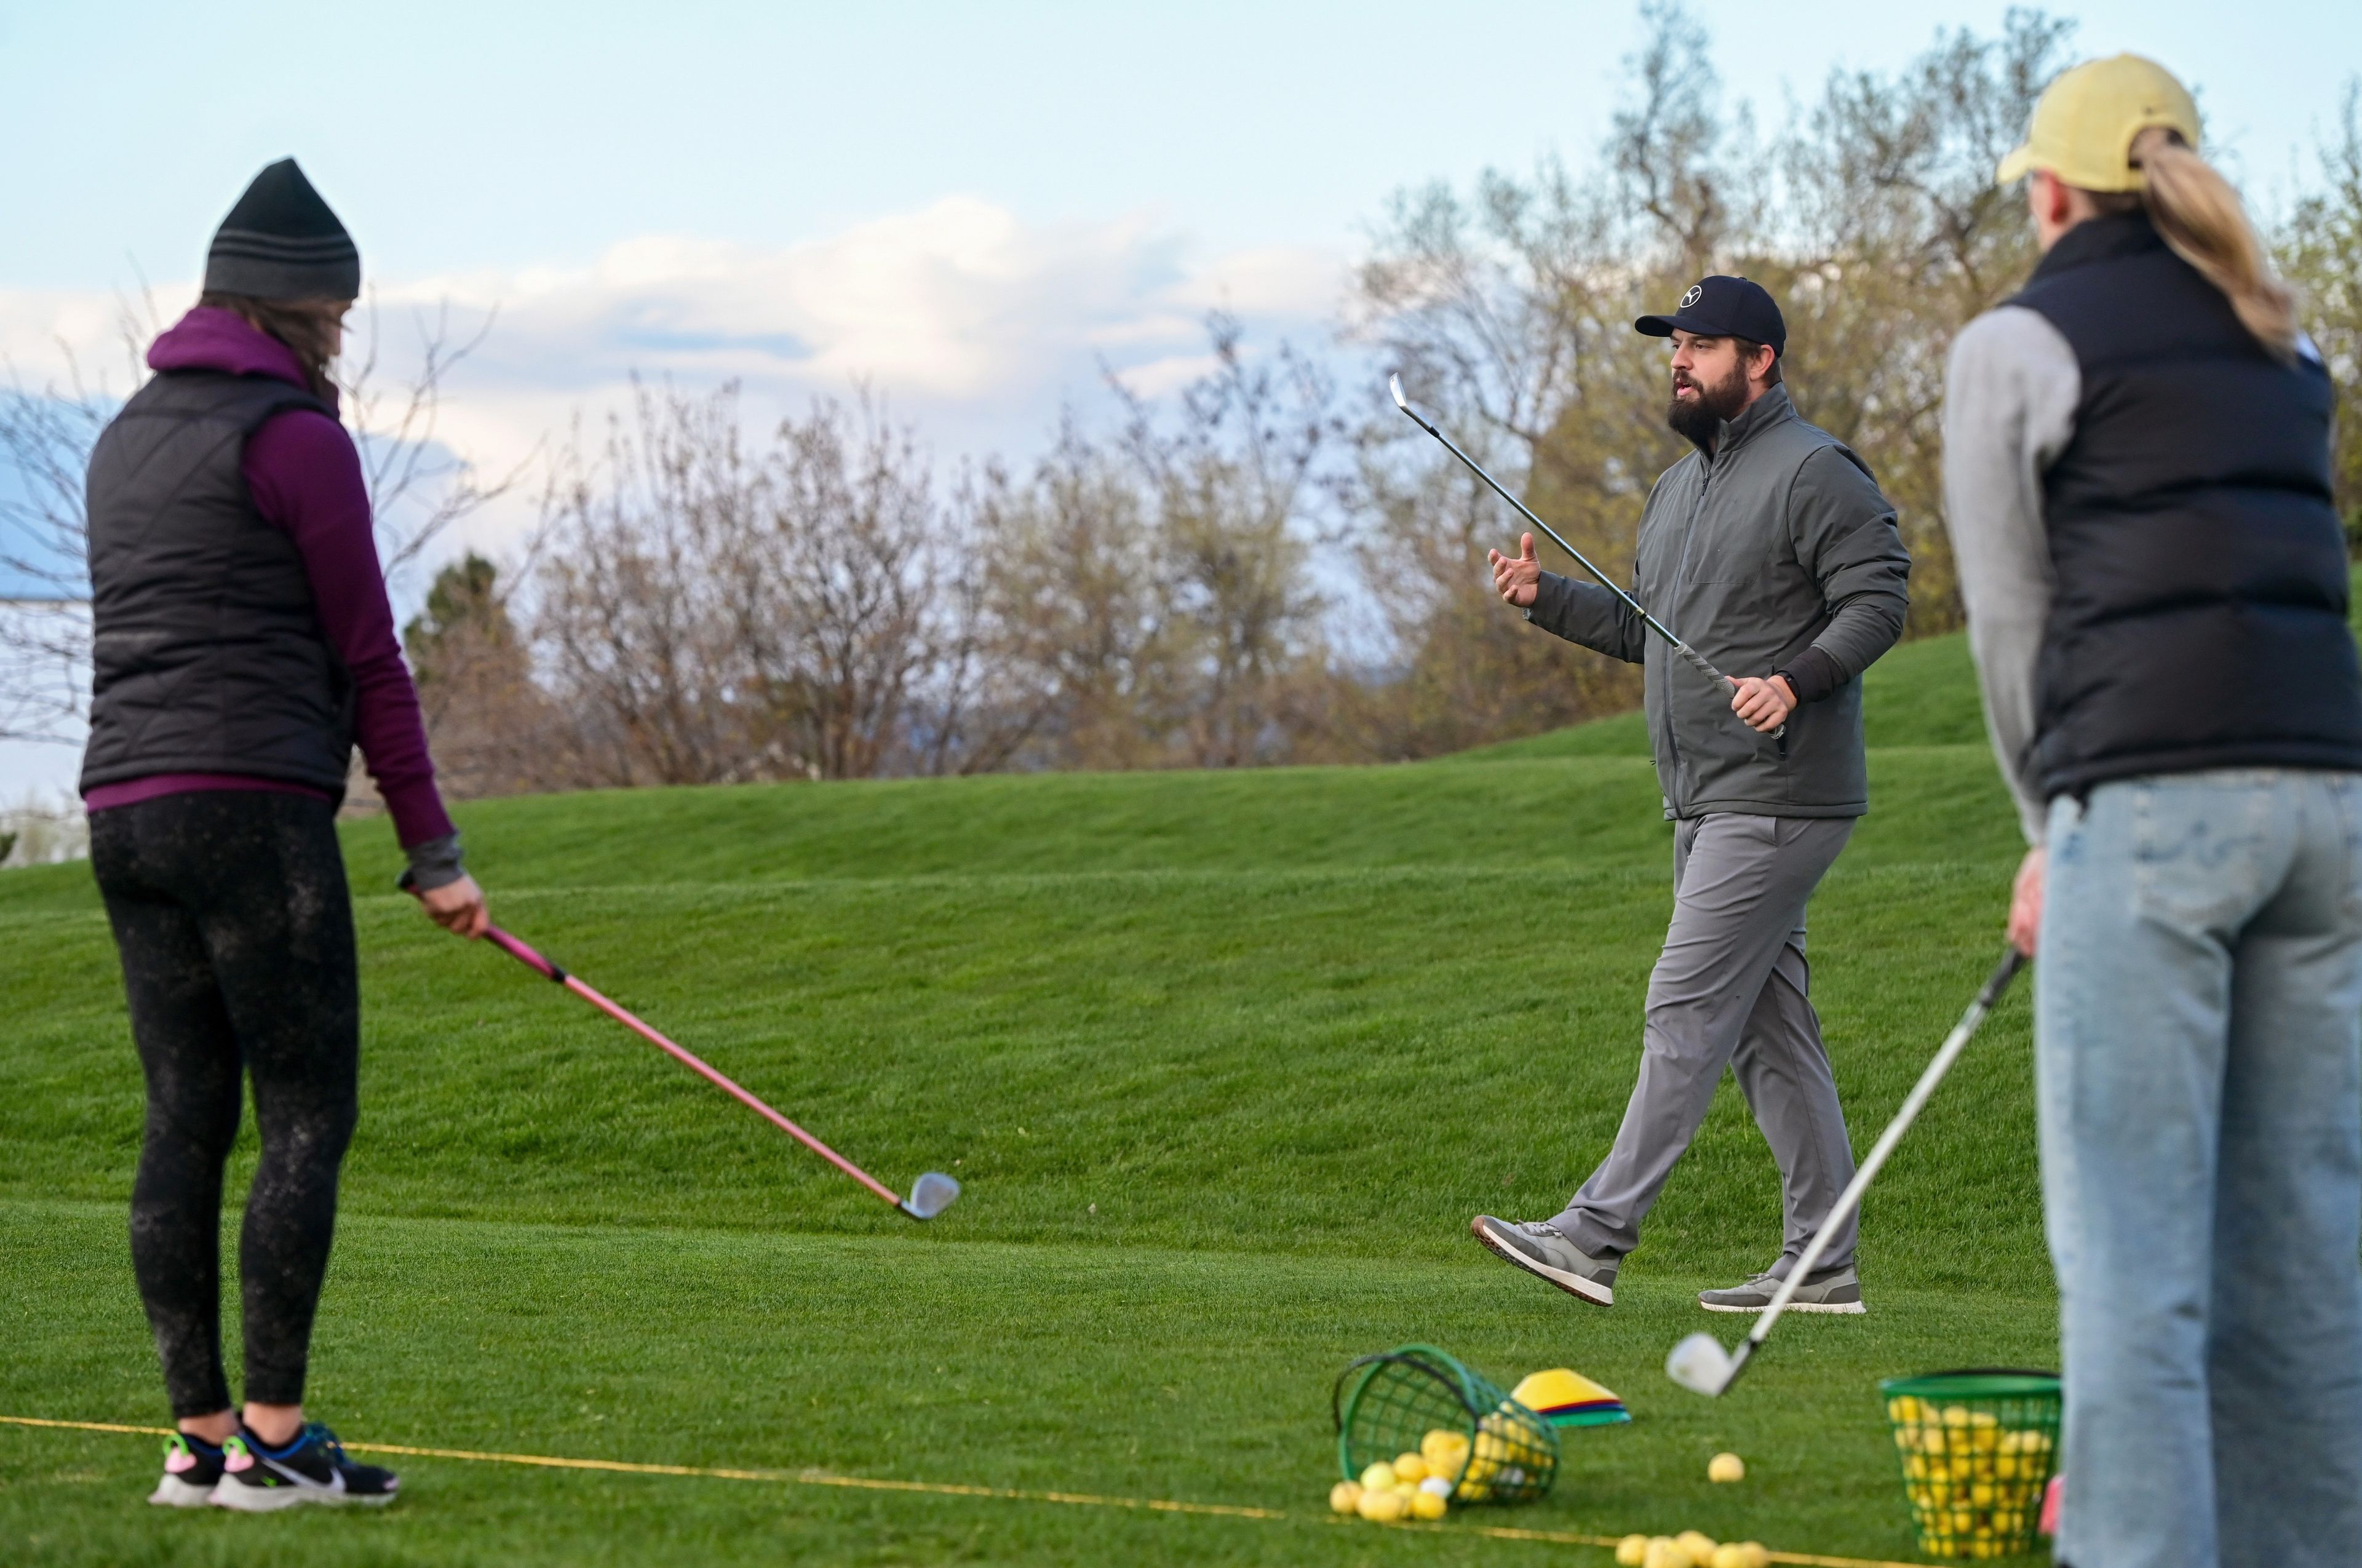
[1332,1344,1559,1506]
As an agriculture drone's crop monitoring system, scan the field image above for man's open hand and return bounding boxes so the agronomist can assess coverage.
[1730,675,1795,734]
[1487,533,1541,608]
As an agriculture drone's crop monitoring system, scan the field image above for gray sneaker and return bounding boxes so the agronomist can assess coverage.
[1470,1216,1616,1306]
[1698,1264,1866,1315]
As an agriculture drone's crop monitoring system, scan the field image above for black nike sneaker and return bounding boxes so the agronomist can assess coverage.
[148,1431,227,1506]
[212,1422,399,1511]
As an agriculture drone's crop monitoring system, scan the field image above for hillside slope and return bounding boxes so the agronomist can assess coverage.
[0,629,2030,1276]
[0,627,2049,1567]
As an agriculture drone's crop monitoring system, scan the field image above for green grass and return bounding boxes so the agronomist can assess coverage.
[0,629,2051,1565]
[1455,629,1986,761]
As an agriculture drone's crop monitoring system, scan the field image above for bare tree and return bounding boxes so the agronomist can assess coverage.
[530,383,961,784]
[2280,81,2362,536]
[532,383,760,786]
[948,432,1160,771]
[0,378,111,744]
[736,397,947,780]
[1111,317,1342,766]
[336,295,531,582]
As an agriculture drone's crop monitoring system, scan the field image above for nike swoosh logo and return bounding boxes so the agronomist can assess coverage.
[263,1457,346,1493]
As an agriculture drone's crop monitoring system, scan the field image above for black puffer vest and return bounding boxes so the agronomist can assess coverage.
[80,370,355,797]
[2015,212,2362,798]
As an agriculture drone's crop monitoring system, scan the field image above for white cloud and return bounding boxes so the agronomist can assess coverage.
[381,196,1346,457]
[1,197,1351,585]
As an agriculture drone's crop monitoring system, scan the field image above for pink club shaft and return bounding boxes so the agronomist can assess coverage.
[482,924,906,1209]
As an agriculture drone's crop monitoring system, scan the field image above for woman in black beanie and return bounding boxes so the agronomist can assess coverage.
[84,158,487,1511]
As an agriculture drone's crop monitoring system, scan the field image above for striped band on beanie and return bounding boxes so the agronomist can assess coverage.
[204,159,360,301]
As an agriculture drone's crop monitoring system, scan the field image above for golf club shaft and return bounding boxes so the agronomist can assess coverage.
[1733,948,2027,1369]
[1390,376,1733,693]
[1738,949,2031,1369]
[482,925,909,1210]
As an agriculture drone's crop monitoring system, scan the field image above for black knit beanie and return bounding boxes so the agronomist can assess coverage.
[204,159,360,301]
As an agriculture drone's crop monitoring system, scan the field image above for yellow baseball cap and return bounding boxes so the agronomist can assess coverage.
[1995,54,2200,193]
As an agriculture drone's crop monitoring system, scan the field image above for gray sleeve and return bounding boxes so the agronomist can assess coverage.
[1940,305,2080,845]
[1525,570,1648,664]
[397,832,466,892]
[1784,445,1911,691]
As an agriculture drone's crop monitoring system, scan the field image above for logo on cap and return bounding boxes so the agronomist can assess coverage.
[1680,284,1703,308]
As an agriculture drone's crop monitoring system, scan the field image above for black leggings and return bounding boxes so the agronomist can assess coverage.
[91,790,359,1418]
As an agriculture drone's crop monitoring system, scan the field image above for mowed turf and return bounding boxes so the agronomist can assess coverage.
[0,631,2054,1565]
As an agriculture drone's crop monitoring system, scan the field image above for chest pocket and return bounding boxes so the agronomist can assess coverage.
[1683,471,1795,583]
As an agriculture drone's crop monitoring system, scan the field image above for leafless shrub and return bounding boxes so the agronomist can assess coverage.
[528,382,965,784]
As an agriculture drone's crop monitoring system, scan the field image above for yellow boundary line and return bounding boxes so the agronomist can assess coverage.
[0,1414,1926,1567]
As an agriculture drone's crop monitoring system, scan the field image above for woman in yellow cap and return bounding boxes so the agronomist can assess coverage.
[1942,55,2362,1567]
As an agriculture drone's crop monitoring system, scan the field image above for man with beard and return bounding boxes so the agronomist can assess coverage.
[1469,275,1911,1313]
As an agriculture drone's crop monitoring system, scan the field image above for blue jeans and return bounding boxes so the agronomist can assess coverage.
[2040,771,2362,1568]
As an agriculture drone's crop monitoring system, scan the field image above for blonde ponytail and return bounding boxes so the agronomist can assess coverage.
[2129,127,2298,359]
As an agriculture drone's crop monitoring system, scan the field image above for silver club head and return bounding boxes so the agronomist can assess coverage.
[899,1171,961,1220]
[1666,1331,1738,1396]
[1389,373,1410,412]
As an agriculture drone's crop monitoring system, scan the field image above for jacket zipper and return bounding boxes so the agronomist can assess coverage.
[1663,455,1714,814]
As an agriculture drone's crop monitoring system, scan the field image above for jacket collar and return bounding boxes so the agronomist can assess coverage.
[146,307,338,412]
[1704,383,1795,467]
[2025,210,2165,288]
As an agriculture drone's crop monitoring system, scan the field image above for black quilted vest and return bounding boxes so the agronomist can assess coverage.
[80,370,355,797]
[2014,212,2362,798]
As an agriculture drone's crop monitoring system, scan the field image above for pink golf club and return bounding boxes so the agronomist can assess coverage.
[480,923,960,1220]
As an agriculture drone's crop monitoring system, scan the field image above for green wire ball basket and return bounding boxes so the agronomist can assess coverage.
[1880,1369,2061,1558]
[1331,1343,1559,1506]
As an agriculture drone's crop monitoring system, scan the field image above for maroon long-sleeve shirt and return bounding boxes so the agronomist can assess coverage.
[82,308,457,857]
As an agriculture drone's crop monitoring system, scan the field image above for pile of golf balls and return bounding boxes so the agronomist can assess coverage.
[1325,1427,1487,1522]
[1616,1532,1770,1568]
[1888,1396,2054,1554]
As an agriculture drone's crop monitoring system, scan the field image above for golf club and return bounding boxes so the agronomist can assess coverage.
[1390,373,1740,701]
[480,921,960,1220]
[1665,947,2027,1397]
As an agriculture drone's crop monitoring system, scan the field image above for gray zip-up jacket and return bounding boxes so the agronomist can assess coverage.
[1526,385,1910,819]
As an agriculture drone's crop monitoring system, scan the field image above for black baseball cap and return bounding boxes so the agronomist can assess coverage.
[1634,275,1786,357]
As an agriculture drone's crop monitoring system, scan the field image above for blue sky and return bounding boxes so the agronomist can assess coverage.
[4,1,2352,475]
[2,1,2355,288]
[4,0,2358,792]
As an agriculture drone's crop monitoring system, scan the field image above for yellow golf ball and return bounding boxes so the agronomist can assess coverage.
[1329,1480,1362,1515]
[1676,1529,1720,1564]
[1359,1461,1397,1493]
[1708,1451,1745,1483]
[1643,1538,1687,1568]
[1710,1548,1748,1568]
[1615,1534,1652,1567]
[1410,1488,1447,1521]
[1393,1452,1429,1484]
[1357,1486,1407,1522]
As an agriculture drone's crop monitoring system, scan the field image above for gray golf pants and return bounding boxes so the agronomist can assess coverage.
[1551,811,1857,1269]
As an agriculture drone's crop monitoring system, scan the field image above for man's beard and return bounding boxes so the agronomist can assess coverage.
[1664,365,1749,447]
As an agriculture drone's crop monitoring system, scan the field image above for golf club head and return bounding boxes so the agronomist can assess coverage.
[1665,1331,1738,1396]
[898,1170,961,1220]
[1389,373,1410,412]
